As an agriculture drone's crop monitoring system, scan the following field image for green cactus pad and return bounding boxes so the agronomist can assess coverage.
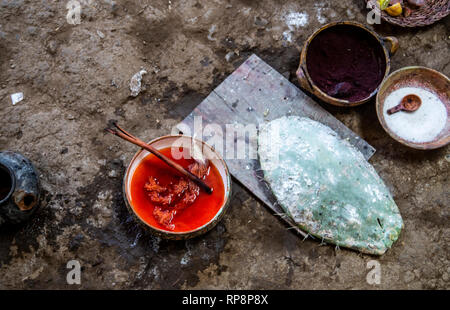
[258,116,403,255]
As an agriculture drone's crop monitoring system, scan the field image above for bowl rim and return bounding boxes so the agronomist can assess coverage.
[375,66,450,150]
[123,134,232,237]
[301,21,391,107]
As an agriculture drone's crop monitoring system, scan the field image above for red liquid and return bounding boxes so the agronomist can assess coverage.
[129,147,225,232]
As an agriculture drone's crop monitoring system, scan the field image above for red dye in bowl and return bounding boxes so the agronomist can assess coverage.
[129,147,225,232]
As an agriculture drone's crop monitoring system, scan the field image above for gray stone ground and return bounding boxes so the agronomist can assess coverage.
[0,0,449,289]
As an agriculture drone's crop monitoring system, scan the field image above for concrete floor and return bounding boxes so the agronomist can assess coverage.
[0,0,448,289]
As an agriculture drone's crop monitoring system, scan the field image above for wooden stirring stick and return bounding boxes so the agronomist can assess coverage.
[106,122,213,194]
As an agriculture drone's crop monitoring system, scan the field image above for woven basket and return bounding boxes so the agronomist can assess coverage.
[366,0,450,27]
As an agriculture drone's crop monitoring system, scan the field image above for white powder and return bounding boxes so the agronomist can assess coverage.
[383,87,447,143]
[282,30,293,43]
[314,3,327,24]
[282,12,309,43]
[284,12,309,30]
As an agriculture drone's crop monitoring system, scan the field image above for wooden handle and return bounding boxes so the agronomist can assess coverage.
[387,104,403,115]
[107,126,213,194]
[131,138,212,194]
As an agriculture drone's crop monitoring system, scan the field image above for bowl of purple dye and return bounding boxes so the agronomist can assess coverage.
[296,21,399,107]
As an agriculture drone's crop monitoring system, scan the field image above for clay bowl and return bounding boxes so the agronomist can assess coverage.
[297,21,399,107]
[376,66,450,150]
[123,135,232,240]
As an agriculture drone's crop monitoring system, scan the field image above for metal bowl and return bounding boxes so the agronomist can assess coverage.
[376,66,450,150]
[123,135,232,240]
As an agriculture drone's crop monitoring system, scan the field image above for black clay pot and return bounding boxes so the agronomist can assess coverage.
[0,151,40,227]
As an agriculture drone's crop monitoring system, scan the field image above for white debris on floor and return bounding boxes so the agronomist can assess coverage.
[97,30,105,39]
[129,69,147,97]
[207,24,217,41]
[282,11,309,43]
[284,12,309,29]
[314,3,328,24]
[10,92,23,105]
